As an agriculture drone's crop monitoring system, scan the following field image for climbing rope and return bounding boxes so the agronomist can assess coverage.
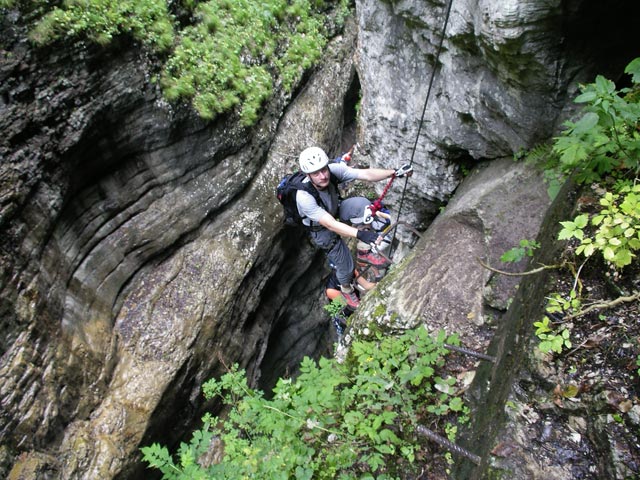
[388,0,455,258]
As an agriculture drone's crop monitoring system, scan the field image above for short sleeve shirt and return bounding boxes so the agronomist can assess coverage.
[296,163,362,225]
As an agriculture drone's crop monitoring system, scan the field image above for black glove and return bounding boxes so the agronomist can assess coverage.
[356,229,380,245]
[394,164,413,177]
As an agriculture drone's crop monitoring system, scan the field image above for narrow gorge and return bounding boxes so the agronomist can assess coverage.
[1,1,638,478]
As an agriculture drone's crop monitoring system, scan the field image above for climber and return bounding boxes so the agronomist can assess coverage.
[336,195,395,283]
[296,146,412,309]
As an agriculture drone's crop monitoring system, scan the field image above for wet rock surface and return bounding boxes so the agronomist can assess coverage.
[0,10,358,478]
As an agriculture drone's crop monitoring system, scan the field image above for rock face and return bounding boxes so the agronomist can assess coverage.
[355,0,640,229]
[1,1,639,478]
[350,157,550,361]
[0,12,357,478]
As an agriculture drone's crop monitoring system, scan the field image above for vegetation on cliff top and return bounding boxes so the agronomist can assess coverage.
[11,0,351,125]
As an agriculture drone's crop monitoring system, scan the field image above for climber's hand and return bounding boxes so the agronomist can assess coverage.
[356,229,380,246]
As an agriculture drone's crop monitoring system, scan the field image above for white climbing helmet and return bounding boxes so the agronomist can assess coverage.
[299,146,329,174]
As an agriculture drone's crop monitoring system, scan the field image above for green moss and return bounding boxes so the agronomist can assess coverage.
[30,0,175,51]
[484,466,514,479]
[23,0,353,125]
[372,303,387,319]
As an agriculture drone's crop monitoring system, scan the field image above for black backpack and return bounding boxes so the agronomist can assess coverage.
[276,171,339,227]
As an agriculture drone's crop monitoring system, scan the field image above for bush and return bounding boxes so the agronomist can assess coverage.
[25,0,352,125]
[551,57,640,183]
[142,327,468,479]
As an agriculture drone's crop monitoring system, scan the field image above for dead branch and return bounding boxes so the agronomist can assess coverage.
[562,291,640,321]
[477,258,564,277]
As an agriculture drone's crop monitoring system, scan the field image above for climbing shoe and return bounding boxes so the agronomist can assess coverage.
[357,249,390,267]
[340,287,360,309]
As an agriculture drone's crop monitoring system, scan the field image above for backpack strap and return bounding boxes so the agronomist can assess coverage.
[300,172,340,220]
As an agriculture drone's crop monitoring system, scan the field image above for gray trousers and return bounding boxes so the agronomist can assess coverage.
[309,228,355,287]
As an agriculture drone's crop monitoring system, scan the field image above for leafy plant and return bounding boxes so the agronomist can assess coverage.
[323,297,347,318]
[528,58,640,356]
[551,57,640,183]
[500,239,540,263]
[559,184,640,268]
[532,291,580,354]
[534,317,572,354]
[142,327,469,479]
[545,290,582,315]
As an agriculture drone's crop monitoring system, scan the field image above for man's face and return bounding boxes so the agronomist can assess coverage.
[308,166,330,190]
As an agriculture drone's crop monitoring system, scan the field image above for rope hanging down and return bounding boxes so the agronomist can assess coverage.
[389,0,455,257]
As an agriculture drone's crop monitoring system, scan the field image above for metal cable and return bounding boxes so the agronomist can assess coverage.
[389,0,454,257]
[415,424,482,465]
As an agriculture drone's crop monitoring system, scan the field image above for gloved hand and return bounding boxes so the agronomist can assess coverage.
[356,229,380,245]
[394,164,413,177]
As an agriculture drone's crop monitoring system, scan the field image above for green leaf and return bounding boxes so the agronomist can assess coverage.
[449,397,465,412]
[575,90,597,103]
[583,243,595,257]
[559,142,588,165]
[379,428,401,444]
[614,249,633,267]
[603,246,615,260]
[574,214,589,229]
[546,177,563,201]
[539,340,553,353]
[573,112,599,134]
[624,57,640,84]
[558,228,574,240]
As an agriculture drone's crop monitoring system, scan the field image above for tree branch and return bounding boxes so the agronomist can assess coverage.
[562,291,640,321]
[477,258,564,277]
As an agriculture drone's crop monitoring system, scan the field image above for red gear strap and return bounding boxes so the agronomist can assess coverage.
[368,174,395,216]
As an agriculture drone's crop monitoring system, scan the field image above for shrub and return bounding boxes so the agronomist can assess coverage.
[551,57,640,183]
[142,327,468,479]
[560,183,640,269]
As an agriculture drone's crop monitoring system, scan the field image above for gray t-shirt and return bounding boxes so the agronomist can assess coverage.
[296,163,361,226]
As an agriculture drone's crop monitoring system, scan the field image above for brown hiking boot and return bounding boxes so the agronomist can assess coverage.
[340,287,360,309]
